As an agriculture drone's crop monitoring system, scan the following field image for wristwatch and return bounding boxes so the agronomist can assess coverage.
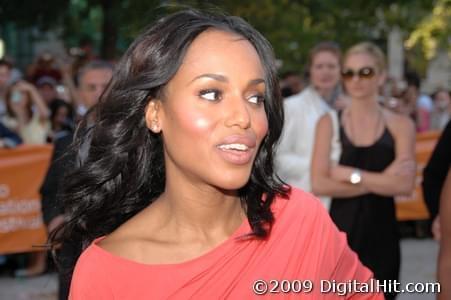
[349,169,362,184]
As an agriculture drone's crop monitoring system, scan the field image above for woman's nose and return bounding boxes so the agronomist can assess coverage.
[224,95,251,130]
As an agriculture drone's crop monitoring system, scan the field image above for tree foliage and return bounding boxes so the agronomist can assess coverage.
[207,0,434,72]
[0,0,70,29]
[0,0,439,73]
[405,0,451,59]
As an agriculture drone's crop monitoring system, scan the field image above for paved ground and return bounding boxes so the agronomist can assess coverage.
[398,239,439,300]
[0,273,57,300]
[0,238,440,300]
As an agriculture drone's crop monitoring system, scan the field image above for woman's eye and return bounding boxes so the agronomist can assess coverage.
[248,95,265,105]
[199,89,221,101]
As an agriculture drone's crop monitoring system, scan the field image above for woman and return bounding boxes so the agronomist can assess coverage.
[3,81,50,144]
[276,42,343,210]
[59,11,382,299]
[311,42,416,299]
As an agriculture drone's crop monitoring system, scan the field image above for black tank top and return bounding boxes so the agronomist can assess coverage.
[330,111,400,294]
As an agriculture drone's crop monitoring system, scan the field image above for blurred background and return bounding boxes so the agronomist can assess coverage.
[0,0,449,89]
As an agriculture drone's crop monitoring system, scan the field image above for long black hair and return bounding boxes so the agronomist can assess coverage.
[54,9,289,260]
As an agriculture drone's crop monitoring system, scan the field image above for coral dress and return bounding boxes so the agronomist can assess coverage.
[70,188,383,299]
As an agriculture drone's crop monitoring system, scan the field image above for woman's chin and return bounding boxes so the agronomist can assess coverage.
[213,173,252,191]
[348,91,372,100]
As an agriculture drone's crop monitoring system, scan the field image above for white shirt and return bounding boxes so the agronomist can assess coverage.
[275,86,335,210]
[417,94,434,112]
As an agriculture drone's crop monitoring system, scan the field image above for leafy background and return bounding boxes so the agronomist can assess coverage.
[0,0,449,75]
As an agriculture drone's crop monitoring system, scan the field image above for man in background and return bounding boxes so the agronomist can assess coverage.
[40,60,113,300]
[75,60,113,117]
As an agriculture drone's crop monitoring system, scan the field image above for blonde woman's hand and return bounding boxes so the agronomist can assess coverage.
[384,159,416,177]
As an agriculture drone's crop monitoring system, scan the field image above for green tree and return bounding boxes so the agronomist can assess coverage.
[0,0,438,72]
[170,0,433,73]
[0,0,70,29]
[405,0,451,59]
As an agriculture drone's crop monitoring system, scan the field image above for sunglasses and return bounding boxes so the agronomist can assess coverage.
[341,67,376,80]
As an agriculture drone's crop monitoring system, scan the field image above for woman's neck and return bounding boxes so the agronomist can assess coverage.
[153,176,245,241]
[349,95,380,115]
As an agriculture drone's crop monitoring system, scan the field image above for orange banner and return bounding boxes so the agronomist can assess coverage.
[395,131,441,221]
[0,145,53,254]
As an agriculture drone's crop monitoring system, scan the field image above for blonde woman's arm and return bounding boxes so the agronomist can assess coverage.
[329,112,416,197]
[311,114,369,198]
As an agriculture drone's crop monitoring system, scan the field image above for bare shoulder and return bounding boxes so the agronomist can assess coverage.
[96,223,138,255]
[383,108,415,136]
[96,205,168,263]
[96,219,146,260]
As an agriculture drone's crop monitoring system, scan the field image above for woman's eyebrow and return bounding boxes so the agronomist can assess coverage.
[248,78,265,86]
[190,73,228,84]
[189,74,265,86]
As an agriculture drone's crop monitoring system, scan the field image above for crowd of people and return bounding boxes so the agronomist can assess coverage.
[0,53,113,147]
[277,40,450,299]
[0,52,113,298]
[276,42,450,300]
[0,8,450,300]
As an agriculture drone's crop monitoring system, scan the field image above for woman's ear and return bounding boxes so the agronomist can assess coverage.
[145,99,162,133]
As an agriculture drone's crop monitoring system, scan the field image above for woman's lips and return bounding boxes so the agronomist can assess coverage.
[218,134,257,148]
[216,134,256,165]
[215,146,254,165]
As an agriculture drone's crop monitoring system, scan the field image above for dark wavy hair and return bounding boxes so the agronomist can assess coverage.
[54,9,289,259]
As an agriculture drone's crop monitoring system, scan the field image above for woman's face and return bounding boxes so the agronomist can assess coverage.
[342,52,385,100]
[309,51,340,92]
[7,88,32,117]
[148,30,268,191]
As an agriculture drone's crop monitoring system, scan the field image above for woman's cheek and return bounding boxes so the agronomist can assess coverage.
[255,112,269,141]
[193,116,211,129]
[177,107,214,135]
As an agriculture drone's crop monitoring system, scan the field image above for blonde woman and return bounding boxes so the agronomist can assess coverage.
[311,42,415,299]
